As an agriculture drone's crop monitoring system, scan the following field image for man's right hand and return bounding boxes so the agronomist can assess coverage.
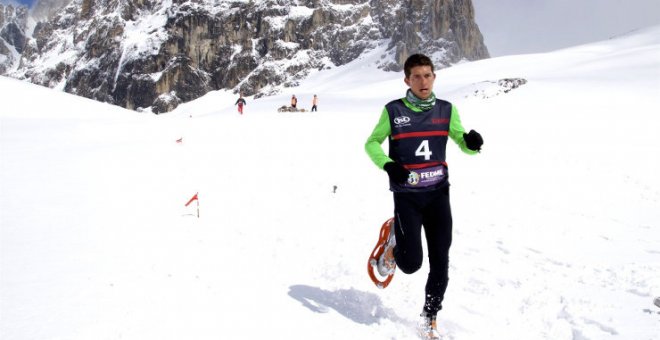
[384,162,410,183]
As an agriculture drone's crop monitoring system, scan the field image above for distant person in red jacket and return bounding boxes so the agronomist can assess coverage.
[235,93,246,114]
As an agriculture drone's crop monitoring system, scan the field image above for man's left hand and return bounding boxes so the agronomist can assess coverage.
[464,130,483,151]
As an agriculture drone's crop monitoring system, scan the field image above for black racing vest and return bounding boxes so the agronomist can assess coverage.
[386,98,452,192]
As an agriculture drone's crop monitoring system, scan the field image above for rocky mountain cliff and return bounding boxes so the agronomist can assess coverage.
[2,0,489,113]
[0,4,29,75]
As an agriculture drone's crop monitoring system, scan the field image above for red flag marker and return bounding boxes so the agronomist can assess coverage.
[185,192,200,218]
[185,192,198,207]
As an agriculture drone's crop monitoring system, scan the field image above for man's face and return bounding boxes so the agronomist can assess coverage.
[404,65,436,100]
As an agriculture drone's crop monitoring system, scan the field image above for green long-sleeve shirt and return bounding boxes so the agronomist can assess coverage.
[365,98,478,169]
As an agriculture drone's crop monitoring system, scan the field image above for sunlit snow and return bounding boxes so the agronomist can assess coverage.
[1,25,659,340]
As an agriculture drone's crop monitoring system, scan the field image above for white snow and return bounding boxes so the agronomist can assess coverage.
[1,25,660,340]
[288,5,314,19]
[329,2,367,13]
[18,30,77,79]
[275,39,299,50]
[116,0,172,85]
[263,15,287,31]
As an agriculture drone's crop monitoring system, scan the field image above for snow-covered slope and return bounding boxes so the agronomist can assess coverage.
[1,25,659,340]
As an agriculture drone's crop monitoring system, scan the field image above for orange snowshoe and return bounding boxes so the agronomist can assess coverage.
[367,217,396,289]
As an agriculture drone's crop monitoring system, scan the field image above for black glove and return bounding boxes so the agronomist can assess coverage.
[384,162,410,183]
[463,129,483,151]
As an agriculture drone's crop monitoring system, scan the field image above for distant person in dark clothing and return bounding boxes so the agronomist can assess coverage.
[311,94,318,112]
[291,95,298,109]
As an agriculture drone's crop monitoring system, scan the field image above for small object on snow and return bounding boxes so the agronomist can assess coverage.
[367,217,396,289]
[464,78,528,99]
[654,297,660,308]
[176,137,183,144]
[277,105,306,112]
[332,185,337,194]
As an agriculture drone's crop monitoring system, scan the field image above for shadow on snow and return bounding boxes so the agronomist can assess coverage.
[288,284,404,325]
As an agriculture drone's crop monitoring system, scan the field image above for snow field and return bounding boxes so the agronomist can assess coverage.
[2,25,660,339]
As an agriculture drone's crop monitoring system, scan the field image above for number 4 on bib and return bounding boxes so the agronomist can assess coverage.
[415,140,432,160]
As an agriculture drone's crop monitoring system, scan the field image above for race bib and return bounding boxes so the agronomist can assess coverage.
[403,165,447,188]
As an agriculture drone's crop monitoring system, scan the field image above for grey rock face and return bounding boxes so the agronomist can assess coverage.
[5,0,489,113]
[0,4,29,74]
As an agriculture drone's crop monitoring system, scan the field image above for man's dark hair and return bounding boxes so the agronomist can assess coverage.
[404,54,435,78]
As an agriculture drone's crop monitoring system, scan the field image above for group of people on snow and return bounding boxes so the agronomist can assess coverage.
[234,93,319,114]
[289,94,319,112]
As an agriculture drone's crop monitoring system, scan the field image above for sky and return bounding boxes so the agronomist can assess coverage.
[1,0,659,57]
[472,0,660,56]
[0,0,33,7]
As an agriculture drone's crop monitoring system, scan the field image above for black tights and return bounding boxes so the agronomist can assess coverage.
[392,186,452,315]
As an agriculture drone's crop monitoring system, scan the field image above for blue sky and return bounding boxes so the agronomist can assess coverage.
[1,0,33,7]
